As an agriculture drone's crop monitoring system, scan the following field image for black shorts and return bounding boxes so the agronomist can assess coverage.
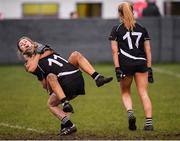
[60,75,85,100]
[121,63,148,76]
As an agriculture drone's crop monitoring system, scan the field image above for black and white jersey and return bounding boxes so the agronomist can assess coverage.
[34,53,82,86]
[32,66,44,81]
[109,23,150,66]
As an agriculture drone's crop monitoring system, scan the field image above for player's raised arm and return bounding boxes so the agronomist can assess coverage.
[26,50,54,73]
[24,54,40,72]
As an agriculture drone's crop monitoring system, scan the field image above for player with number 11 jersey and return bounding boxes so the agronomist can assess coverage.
[37,53,82,87]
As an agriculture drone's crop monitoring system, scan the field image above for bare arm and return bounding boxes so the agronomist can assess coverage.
[111,41,120,68]
[25,54,41,73]
[144,40,152,68]
[25,50,54,73]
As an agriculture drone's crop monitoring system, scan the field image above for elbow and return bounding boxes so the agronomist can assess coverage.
[112,50,118,56]
[111,46,118,56]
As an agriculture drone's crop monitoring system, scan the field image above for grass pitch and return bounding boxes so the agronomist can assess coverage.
[0,64,180,139]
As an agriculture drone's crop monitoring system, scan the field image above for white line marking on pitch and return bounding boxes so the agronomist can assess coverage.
[0,122,44,133]
[154,67,180,78]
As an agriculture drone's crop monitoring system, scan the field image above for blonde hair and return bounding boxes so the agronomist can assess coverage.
[118,2,136,31]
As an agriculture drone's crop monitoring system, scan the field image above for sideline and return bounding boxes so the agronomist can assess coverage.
[154,67,180,78]
[0,122,44,133]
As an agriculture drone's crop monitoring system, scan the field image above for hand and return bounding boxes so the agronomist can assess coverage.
[148,67,154,83]
[23,49,34,57]
[35,42,51,54]
[115,67,126,82]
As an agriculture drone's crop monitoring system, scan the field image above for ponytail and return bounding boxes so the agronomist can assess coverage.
[118,2,136,31]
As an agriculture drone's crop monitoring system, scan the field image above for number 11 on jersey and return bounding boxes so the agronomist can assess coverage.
[48,54,68,67]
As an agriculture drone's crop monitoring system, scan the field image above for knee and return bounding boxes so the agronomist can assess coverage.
[47,98,53,109]
[46,73,57,83]
[139,90,149,98]
[138,86,148,94]
[47,98,57,108]
[120,86,131,93]
[70,51,82,59]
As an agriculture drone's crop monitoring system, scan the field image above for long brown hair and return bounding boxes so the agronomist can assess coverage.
[118,2,136,31]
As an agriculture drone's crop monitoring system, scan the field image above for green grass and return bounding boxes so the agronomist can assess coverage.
[0,64,180,139]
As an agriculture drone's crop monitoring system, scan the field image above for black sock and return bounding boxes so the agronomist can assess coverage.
[61,116,73,127]
[91,72,100,80]
[61,123,65,130]
[61,97,68,104]
[65,120,73,127]
[145,117,153,126]
[127,110,134,119]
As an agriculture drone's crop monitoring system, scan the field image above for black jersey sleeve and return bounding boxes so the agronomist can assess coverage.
[109,26,118,41]
[32,67,44,81]
[143,27,151,41]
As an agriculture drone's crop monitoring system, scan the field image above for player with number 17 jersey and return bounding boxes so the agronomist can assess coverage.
[109,23,150,66]
[109,2,154,131]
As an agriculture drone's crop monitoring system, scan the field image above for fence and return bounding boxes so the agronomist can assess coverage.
[0,17,179,64]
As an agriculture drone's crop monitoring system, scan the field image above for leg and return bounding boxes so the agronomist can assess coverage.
[134,72,153,130]
[47,93,67,120]
[120,76,133,111]
[48,93,77,135]
[120,76,136,131]
[68,51,113,87]
[68,51,95,75]
[46,73,74,113]
[134,72,152,118]
[46,73,66,100]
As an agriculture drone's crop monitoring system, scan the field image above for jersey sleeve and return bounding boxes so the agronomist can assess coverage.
[32,67,44,81]
[109,26,118,41]
[143,27,151,41]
